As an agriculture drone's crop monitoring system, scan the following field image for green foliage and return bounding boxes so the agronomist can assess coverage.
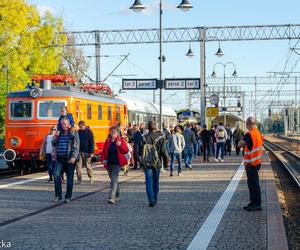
[0,0,67,139]
[263,114,284,133]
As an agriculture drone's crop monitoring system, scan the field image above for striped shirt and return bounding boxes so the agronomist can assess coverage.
[57,133,71,157]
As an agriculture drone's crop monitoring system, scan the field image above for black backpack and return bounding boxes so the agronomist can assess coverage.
[141,136,164,168]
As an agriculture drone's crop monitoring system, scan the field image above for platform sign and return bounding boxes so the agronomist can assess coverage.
[122,80,136,89]
[164,78,200,90]
[137,80,157,89]
[206,107,218,117]
[164,79,185,89]
[122,79,158,90]
[220,107,242,112]
[186,79,200,89]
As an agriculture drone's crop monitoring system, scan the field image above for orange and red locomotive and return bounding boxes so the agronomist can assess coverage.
[4,75,127,172]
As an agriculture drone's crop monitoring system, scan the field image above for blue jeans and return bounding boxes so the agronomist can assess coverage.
[216,142,225,160]
[54,157,75,199]
[193,142,199,157]
[184,145,193,167]
[245,165,261,206]
[145,167,160,203]
[170,153,182,174]
[46,153,55,179]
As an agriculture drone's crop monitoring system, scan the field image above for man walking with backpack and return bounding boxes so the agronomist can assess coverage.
[140,121,169,207]
[215,122,228,162]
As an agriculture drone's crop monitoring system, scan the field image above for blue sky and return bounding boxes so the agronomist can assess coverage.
[29,0,300,118]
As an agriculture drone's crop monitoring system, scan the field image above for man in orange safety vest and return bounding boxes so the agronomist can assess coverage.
[238,117,263,211]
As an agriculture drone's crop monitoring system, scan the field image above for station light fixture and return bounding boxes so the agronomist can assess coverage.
[130,0,193,130]
[211,71,216,78]
[232,70,238,77]
[129,0,146,12]
[186,43,195,57]
[215,46,224,57]
[177,0,193,11]
[186,38,224,58]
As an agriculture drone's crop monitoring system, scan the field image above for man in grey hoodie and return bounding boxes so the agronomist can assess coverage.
[215,122,228,162]
[168,125,185,176]
[183,123,196,170]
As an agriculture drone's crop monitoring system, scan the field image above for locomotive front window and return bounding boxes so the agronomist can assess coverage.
[38,101,66,119]
[9,101,33,119]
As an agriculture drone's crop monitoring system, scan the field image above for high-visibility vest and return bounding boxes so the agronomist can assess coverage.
[243,128,264,166]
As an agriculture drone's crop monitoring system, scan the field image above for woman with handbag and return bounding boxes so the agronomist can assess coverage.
[101,126,129,204]
[39,126,57,182]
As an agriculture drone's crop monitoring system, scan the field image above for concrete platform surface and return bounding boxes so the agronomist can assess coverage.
[0,153,287,250]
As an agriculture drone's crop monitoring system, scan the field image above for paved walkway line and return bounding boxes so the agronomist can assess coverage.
[187,162,245,250]
[0,176,48,189]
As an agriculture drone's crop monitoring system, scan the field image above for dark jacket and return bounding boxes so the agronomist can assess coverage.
[78,128,94,154]
[233,128,244,142]
[133,130,143,154]
[200,129,211,144]
[226,128,233,141]
[210,128,216,143]
[52,130,80,161]
[141,130,169,168]
[183,128,196,147]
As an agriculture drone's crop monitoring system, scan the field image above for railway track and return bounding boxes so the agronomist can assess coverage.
[264,138,300,188]
[264,137,300,249]
[278,135,300,144]
[0,168,19,179]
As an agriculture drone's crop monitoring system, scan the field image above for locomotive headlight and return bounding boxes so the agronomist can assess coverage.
[29,87,42,98]
[10,137,20,147]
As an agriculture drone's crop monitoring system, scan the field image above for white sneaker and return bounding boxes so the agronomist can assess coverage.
[107,198,115,204]
[161,168,166,173]
[215,159,219,162]
[220,159,224,162]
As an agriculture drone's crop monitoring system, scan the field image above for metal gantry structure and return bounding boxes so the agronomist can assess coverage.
[53,24,300,124]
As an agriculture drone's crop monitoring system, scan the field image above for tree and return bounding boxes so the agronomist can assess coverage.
[0,0,66,138]
[60,37,90,80]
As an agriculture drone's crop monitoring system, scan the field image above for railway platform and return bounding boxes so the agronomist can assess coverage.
[0,153,287,250]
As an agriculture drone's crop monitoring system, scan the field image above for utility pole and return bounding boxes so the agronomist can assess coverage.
[95,31,101,83]
[255,76,257,120]
[295,76,298,134]
[200,28,206,126]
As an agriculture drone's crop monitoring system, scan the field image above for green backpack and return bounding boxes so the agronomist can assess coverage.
[141,136,164,168]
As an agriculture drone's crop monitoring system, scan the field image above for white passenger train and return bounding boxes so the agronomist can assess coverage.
[120,98,177,128]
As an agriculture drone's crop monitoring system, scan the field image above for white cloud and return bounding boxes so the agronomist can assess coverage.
[36,5,56,16]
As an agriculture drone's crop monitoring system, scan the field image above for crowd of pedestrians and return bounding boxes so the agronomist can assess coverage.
[39,106,264,211]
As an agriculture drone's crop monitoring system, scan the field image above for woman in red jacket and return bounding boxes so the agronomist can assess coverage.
[101,125,128,204]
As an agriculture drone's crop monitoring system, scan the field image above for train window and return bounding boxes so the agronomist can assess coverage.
[9,101,33,120]
[87,104,92,120]
[139,114,143,123]
[98,105,102,120]
[108,106,112,120]
[38,101,65,119]
[76,102,80,112]
[116,107,120,121]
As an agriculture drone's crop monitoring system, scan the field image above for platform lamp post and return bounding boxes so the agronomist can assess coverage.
[186,36,224,126]
[185,36,224,58]
[130,0,193,130]
[211,62,237,126]
[2,65,8,94]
